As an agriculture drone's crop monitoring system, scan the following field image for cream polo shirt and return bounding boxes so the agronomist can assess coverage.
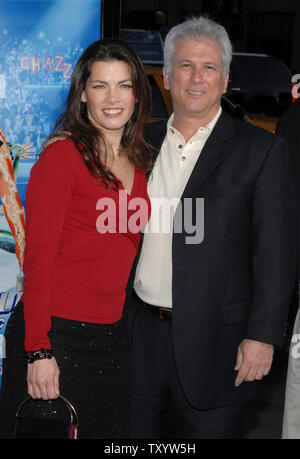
[134,107,222,308]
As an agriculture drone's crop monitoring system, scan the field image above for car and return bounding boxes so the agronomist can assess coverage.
[227,53,292,117]
[244,112,278,133]
[144,65,171,121]
[144,64,278,133]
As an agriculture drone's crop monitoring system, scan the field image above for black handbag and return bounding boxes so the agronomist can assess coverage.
[14,395,79,439]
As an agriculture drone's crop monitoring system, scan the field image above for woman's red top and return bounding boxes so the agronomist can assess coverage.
[22,139,150,351]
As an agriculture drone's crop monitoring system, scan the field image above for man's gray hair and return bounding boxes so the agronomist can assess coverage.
[163,16,232,78]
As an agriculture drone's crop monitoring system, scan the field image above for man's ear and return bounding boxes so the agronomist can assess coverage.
[163,68,170,90]
[222,73,229,94]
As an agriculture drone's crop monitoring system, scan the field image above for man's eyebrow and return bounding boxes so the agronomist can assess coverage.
[176,59,219,66]
[176,58,192,63]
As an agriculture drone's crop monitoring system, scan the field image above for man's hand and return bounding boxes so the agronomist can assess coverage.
[27,357,60,400]
[234,338,274,387]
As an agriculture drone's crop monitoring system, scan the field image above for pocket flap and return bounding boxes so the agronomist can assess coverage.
[221,301,249,324]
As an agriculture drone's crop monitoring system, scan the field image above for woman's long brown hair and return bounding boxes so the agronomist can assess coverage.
[45,38,152,188]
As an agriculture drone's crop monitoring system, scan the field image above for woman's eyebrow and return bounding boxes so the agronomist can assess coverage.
[90,78,133,84]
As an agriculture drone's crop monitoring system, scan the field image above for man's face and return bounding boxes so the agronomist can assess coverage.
[163,38,229,125]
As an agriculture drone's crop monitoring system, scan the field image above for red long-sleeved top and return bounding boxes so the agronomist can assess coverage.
[22,139,150,351]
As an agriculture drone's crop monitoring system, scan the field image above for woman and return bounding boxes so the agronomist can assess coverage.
[0,38,152,439]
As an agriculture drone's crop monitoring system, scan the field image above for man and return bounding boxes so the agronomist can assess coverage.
[127,16,296,439]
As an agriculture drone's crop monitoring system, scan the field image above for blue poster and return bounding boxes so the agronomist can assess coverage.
[0,0,101,382]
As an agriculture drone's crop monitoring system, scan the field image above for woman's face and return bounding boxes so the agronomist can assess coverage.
[81,59,137,139]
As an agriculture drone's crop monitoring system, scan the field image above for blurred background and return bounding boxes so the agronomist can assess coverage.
[110,0,299,72]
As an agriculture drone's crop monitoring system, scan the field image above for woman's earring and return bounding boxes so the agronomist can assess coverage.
[131,103,138,123]
[80,101,87,118]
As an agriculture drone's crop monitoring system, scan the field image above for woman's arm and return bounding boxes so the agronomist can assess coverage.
[23,140,79,399]
[23,140,79,351]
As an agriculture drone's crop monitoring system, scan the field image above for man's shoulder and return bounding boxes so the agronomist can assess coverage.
[216,112,289,165]
[144,120,167,142]
[225,113,280,145]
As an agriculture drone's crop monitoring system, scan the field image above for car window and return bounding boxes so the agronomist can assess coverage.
[147,74,168,119]
[231,56,291,82]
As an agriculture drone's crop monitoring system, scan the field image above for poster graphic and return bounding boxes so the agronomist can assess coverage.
[0,0,101,383]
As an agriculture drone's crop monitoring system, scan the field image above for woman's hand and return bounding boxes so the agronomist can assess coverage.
[27,357,60,400]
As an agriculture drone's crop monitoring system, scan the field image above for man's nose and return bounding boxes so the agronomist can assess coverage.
[191,66,205,82]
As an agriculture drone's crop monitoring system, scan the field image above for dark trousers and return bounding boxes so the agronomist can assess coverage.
[129,295,245,439]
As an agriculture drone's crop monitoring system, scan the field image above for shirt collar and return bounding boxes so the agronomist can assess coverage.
[167,107,222,141]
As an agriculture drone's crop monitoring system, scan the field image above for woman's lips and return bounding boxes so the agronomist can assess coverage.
[102,108,123,116]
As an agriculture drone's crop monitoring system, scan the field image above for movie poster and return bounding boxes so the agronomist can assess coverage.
[0,0,101,381]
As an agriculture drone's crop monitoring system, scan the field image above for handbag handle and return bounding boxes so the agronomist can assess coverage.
[16,395,79,426]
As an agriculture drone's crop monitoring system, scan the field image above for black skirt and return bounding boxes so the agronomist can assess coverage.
[0,301,130,439]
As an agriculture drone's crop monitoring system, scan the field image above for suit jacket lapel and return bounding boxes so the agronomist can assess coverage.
[181,111,235,198]
[145,113,236,192]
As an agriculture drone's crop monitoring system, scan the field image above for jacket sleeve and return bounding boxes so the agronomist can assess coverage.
[245,135,297,347]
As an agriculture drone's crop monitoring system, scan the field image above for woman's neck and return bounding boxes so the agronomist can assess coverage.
[103,130,125,160]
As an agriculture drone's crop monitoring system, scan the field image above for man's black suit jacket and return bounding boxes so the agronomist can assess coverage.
[126,111,297,410]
